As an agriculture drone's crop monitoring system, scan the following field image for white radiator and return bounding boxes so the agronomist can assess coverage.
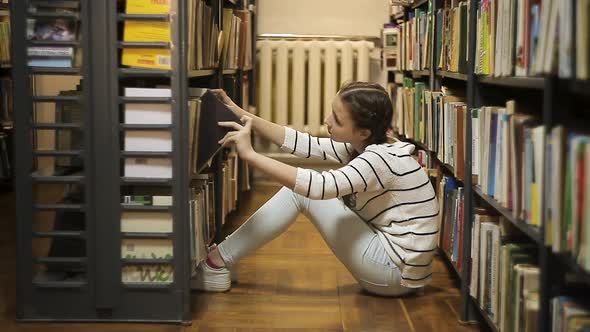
[256,39,375,138]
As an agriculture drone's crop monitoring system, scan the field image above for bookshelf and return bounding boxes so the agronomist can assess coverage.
[12,0,256,323]
[387,1,590,331]
[0,1,11,188]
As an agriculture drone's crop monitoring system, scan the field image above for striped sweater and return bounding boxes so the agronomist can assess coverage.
[281,127,439,288]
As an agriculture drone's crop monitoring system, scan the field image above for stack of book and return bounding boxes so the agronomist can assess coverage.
[122,0,172,70]
[123,87,173,178]
[473,0,590,79]
[26,1,80,68]
[121,193,174,284]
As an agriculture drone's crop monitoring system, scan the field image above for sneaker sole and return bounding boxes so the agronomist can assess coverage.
[191,277,231,292]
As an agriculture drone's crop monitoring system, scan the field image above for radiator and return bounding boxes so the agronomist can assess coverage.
[256,39,376,138]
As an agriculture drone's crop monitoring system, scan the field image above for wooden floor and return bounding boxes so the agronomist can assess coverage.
[0,184,482,331]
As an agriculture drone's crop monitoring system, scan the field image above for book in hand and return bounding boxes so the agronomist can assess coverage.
[195,90,241,174]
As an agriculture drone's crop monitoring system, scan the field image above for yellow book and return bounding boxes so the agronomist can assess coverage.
[126,0,171,15]
[122,48,171,69]
[123,21,170,42]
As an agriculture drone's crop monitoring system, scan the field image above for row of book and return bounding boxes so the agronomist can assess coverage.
[437,175,465,271]
[220,7,253,70]
[0,14,9,66]
[474,0,590,80]
[187,0,219,70]
[390,80,467,181]
[470,213,540,332]
[382,4,433,72]
[472,103,545,229]
[546,128,590,273]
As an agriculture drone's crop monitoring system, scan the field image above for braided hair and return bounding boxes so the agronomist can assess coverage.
[338,81,394,208]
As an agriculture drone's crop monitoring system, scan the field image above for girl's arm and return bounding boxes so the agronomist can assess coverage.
[211,89,285,147]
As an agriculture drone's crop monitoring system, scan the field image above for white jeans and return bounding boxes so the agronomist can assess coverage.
[217,187,415,296]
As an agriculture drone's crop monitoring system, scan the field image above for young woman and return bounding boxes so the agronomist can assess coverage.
[193,81,439,297]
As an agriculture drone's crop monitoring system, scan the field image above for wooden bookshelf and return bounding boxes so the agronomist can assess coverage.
[557,253,590,286]
[473,186,542,245]
[410,0,429,9]
[470,297,500,332]
[411,69,430,78]
[571,80,590,96]
[477,75,545,89]
[387,0,590,331]
[439,248,461,281]
[438,70,468,81]
[188,68,217,77]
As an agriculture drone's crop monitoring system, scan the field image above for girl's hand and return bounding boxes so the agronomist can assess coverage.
[210,89,245,118]
[218,116,256,160]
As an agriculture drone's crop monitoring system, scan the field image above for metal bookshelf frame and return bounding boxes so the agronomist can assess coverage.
[392,0,590,331]
[12,0,257,323]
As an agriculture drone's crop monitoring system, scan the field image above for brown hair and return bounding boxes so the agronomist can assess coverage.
[338,82,394,208]
[337,81,394,149]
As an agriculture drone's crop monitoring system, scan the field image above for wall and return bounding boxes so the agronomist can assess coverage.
[257,0,389,86]
[257,0,389,37]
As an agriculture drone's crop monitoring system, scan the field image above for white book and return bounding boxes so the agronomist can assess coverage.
[153,195,173,206]
[470,214,481,298]
[514,0,526,76]
[532,125,546,227]
[479,222,490,308]
[558,0,573,78]
[121,212,173,233]
[124,130,172,152]
[489,222,501,323]
[545,126,565,252]
[533,0,551,74]
[122,265,173,284]
[577,0,590,80]
[124,158,172,178]
[124,87,172,124]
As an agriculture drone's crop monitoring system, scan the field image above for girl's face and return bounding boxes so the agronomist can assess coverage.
[324,96,371,146]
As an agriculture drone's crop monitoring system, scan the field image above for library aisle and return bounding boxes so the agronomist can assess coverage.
[0,186,480,331]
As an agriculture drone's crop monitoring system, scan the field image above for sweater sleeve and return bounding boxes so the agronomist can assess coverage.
[292,149,390,200]
[280,126,353,164]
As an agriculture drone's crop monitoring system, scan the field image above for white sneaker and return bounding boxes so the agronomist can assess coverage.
[208,243,238,283]
[191,261,231,292]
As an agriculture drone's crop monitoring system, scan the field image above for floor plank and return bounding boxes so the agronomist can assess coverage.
[0,184,482,331]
